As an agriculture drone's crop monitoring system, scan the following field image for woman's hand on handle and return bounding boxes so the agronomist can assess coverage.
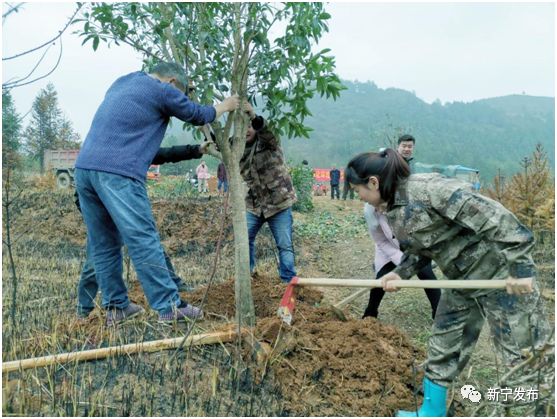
[505,277,534,295]
[381,272,402,292]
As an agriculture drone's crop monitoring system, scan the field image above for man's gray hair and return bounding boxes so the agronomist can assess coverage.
[151,62,188,92]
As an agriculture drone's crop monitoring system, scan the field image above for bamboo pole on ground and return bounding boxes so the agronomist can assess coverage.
[3,327,246,374]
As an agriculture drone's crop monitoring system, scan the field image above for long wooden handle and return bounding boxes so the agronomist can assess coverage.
[2,327,243,373]
[297,278,533,290]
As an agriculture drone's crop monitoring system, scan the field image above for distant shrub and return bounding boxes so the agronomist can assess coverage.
[290,163,314,212]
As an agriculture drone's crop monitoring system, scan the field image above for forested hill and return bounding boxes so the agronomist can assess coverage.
[279,80,554,182]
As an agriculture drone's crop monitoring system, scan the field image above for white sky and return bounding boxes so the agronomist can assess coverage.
[2,1,555,139]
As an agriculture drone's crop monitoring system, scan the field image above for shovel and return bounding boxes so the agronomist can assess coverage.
[277,276,533,325]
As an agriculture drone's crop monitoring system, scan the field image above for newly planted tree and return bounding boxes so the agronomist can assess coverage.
[76,2,344,326]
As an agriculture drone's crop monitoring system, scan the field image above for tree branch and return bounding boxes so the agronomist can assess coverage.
[3,4,81,61]
[2,2,24,20]
[3,37,64,89]
[161,3,184,65]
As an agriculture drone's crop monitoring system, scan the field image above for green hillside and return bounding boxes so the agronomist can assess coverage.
[163,80,554,183]
[279,81,554,182]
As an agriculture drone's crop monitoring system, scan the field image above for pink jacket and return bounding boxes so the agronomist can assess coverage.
[196,163,210,179]
[363,203,403,275]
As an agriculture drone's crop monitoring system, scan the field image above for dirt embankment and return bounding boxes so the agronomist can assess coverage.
[9,190,233,254]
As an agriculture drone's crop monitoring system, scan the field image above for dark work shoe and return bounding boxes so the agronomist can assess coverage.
[106,303,145,327]
[158,301,204,323]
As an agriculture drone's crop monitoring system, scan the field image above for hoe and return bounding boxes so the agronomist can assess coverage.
[277,276,533,325]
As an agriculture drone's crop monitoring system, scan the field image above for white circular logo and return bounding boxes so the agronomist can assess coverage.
[461,385,482,403]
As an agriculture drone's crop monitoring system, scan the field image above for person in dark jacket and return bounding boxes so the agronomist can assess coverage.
[217,161,228,195]
[74,61,239,326]
[240,101,297,283]
[76,143,210,319]
[329,166,341,199]
[342,178,354,200]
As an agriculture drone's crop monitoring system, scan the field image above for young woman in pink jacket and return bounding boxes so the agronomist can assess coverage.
[363,202,440,319]
[196,160,210,193]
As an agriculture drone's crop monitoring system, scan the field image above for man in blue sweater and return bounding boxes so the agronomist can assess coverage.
[75,62,239,325]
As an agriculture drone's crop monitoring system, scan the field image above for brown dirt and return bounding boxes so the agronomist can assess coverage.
[185,272,426,417]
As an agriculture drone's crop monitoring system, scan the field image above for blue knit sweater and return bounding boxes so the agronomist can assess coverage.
[76,71,216,181]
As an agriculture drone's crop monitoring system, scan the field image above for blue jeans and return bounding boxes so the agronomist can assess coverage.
[247,207,296,283]
[77,236,98,316]
[77,237,183,316]
[217,179,228,193]
[75,168,181,314]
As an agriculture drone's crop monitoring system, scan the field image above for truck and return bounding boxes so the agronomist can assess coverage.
[44,149,162,189]
[413,163,481,190]
[44,149,79,189]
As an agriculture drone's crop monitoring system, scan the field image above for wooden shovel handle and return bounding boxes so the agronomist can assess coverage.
[297,278,534,290]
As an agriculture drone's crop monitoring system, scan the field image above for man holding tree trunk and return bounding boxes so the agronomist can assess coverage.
[240,101,298,283]
[74,62,239,326]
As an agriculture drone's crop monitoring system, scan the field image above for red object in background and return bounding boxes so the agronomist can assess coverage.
[313,168,345,182]
[147,165,161,181]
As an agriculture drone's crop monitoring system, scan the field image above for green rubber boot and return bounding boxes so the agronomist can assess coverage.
[397,378,447,417]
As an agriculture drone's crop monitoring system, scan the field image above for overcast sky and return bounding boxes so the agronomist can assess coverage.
[2,1,554,139]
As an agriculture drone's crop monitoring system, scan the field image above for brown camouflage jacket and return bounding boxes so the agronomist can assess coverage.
[240,116,297,218]
[387,173,536,280]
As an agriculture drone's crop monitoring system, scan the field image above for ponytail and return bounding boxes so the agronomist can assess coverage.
[345,148,410,209]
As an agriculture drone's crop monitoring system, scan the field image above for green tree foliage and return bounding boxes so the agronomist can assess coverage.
[23,83,81,172]
[290,162,314,213]
[77,2,344,326]
[2,90,22,167]
[278,80,554,182]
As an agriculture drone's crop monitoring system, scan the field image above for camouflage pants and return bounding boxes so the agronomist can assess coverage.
[425,281,550,387]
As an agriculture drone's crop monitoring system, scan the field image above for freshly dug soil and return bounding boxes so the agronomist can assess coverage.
[186,273,426,416]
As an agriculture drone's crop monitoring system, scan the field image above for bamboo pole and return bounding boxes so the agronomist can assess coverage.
[297,278,533,290]
[3,327,245,374]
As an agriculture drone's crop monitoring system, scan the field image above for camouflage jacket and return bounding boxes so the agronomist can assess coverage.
[240,116,297,218]
[387,173,536,280]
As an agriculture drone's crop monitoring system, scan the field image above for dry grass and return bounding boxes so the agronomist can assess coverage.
[2,189,554,416]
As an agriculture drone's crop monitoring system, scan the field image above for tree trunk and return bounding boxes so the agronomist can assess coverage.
[226,158,256,327]
[39,152,44,174]
[224,2,256,328]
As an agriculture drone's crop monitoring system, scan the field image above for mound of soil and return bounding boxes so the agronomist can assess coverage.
[185,273,426,416]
